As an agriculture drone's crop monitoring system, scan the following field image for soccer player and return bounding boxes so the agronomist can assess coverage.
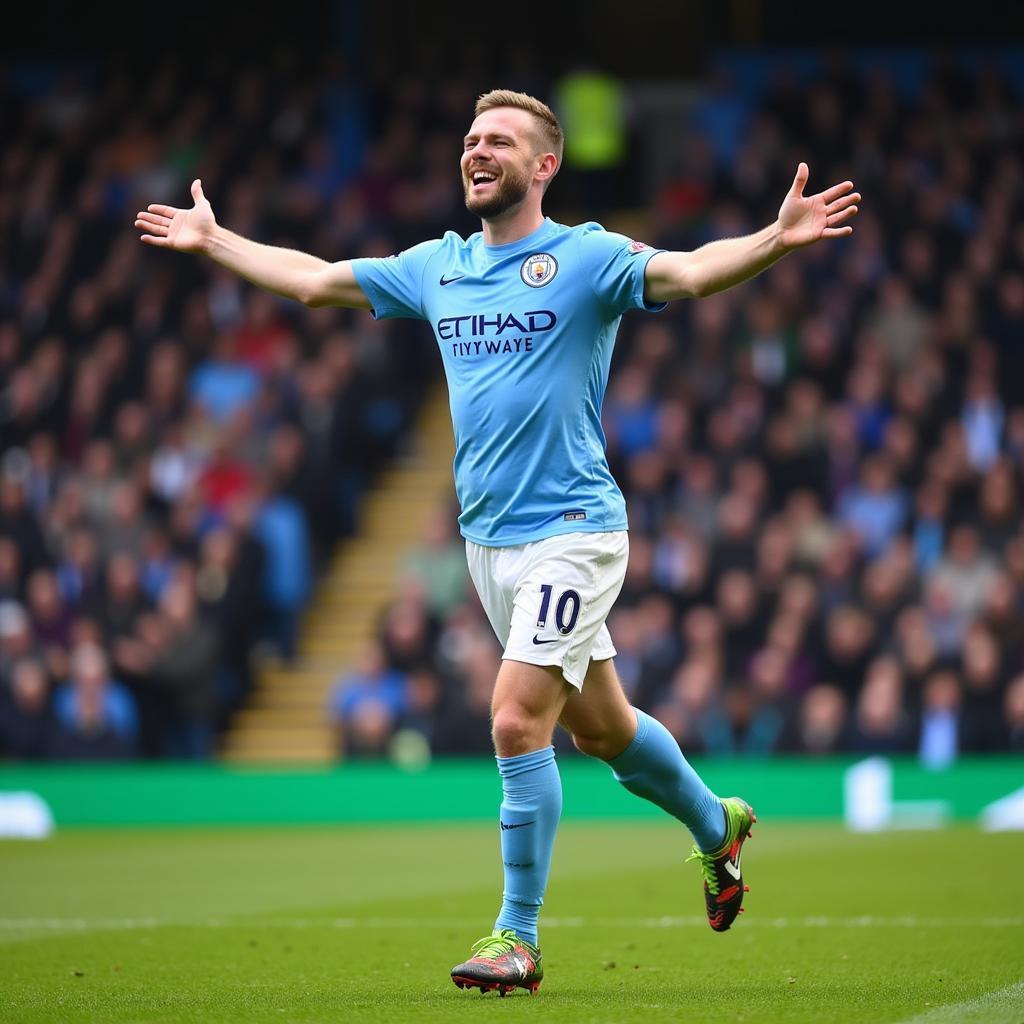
[136,89,859,996]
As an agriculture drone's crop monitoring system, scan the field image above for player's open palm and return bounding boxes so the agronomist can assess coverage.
[777,162,860,250]
[135,179,216,253]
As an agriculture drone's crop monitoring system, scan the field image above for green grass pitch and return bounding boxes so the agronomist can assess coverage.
[2,821,1022,1023]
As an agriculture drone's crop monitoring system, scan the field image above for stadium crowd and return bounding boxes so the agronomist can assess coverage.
[0,54,439,758]
[2,49,1023,762]
[328,52,1024,764]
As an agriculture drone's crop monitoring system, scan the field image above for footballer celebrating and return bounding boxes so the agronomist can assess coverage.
[136,89,859,996]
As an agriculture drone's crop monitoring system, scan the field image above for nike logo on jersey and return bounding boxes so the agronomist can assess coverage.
[532,635,558,645]
[723,853,742,880]
[500,820,535,830]
[439,273,465,286]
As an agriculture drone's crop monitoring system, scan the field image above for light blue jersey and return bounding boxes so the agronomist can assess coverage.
[351,218,665,546]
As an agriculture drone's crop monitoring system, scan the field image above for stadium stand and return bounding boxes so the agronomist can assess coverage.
[1,49,1023,763]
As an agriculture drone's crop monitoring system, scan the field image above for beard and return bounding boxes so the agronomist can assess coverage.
[463,164,532,220]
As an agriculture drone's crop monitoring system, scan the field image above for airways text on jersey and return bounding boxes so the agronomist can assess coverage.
[437,310,558,359]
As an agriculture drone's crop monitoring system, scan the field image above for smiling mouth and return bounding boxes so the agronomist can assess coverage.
[470,170,498,188]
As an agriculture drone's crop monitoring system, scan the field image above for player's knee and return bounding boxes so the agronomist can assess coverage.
[572,731,621,762]
[491,705,543,757]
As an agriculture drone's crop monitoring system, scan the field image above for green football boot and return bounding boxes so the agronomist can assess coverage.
[687,796,756,931]
[451,929,543,996]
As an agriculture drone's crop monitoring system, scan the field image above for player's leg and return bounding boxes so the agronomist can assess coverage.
[450,659,567,995]
[491,658,570,755]
[560,657,756,931]
[453,540,583,994]
[560,657,726,847]
[490,659,570,941]
[482,531,632,954]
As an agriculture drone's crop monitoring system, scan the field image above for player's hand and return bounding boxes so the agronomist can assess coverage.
[135,179,217,253]
[777,163,859,250]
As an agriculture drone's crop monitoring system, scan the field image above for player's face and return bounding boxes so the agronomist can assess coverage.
[461,108,540,219]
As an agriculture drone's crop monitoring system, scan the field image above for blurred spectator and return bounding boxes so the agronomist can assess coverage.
[918,669,961,769]
[926,524,999,621]
[146,578,221,758]
[780,684,848,755]
[658,655,730,754]
[837,455,908,558]
[397,666,444,748]
[675,455,719,544]
[379,585,439,672]
[196,525,264,717]
[252,478,311,661]
[982,572,1024,655]
[961,372,1004,473]
[0,600,39,690]
[139,527,176,603]
[432,628,500,756]
[711,492,758,574]
[51,643,138,760]
[604,365,658,459]
[847,656,915,753]
[1005,675,1024,751]
[819,604,876,699]
[328,641,409,758]
[891,606,940,691]
[735,644,793,754]
[653,518,706,596]
[716,569,763,678]
[100,551,150,642]
[844,361,891,453]
[25,569,72,652]
[976,461,1019,551]
[0,658,54,759]
[0,476,48,573]
[960,623,1007,752]
[866,275,929,370]
[401,506,469,619]
[56,527,103,610]
[188,335,261,424]
[0,537,22,603]
[911,480,948,572]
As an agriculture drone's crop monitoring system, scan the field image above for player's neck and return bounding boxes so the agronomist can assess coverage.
[481,204,545,247]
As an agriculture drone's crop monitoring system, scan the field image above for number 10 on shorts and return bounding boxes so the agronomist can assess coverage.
[536,584,582,635]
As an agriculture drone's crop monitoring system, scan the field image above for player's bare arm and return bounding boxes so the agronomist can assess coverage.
[134,178,371,309]
[643,162,860,303]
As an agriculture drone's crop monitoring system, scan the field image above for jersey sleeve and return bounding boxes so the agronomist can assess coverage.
[576,225,667,316]
[349,238,444,320]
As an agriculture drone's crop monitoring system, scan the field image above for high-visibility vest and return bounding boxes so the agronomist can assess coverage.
[555,71,626,170]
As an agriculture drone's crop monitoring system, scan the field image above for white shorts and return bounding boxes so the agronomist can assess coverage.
[466,531,629,690]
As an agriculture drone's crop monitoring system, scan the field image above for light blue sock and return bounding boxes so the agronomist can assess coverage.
[493,746,562,946]
[609,708,726,852]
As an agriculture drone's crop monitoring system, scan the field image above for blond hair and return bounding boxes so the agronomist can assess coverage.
[475,89,564,170]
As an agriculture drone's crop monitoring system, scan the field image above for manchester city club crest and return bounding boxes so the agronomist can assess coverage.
[520,252,558,288]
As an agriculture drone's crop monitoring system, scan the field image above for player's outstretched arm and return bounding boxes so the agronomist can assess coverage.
[134,179,371,309]
[644,162,859,303]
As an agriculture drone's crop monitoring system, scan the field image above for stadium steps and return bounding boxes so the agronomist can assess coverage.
[220,385,456,765]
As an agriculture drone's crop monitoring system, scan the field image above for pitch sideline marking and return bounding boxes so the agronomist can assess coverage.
[891,980,1024,1023]
[2,914,1024,933]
